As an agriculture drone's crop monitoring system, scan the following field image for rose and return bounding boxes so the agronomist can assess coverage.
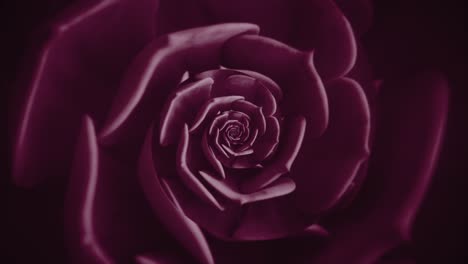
[9,0,448,264]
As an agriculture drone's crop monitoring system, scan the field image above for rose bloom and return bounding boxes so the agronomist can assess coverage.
[10,0,448,264]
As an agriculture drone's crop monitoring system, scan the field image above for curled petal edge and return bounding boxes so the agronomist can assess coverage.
[139,125,215,264]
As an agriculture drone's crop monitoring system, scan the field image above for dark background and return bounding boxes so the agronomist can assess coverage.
[1,0,466,263]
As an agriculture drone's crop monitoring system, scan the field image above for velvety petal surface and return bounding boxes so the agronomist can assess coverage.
[100,23,259,144]
[160,77,214,146]
[66,116,175,263]
[335,0,374,35]
[13,0,158,187]
[222,35,328,137]
[139,125,215,264]
[306,72,448,263]
[290,77,371,216]
[290,0,357,80]
[197,0,358,77]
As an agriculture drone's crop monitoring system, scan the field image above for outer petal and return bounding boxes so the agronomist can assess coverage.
[13,0,158,187]
[139,125,215,264]
[66,116,170,263]
[99,23,259,144]
[335,0,374,35]
[291,78,371,215]
[308,72,448,263]
[290,0,357,80]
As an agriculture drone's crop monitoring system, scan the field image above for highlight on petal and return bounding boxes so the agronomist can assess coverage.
[135,254,183,264]
[201,131,226,179]
[216,74,278,116]
[100,23,259,143]
[160,77,214,146]
[139,125,215,264]
[177,124,224,210]
[189,95,244,133]
[308,72,448,264]
[241,116,306,192]
[222,35,328,137]
[291,0,357,79]
[252,116,280,161]
[66,115,168,263]
[65,116,112,264]
[13,0,158,187]
[199,171,296,205]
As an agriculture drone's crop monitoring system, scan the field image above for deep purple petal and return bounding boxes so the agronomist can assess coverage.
[13,0,157,187]
[160,77,214,146]
[66,116,165,263]
[231,197,313,240]
[291,0,357,80]
[139,125,215,264]
[189,95,244,134]
[241,116,306,192]
[219,74,278,116]
[177,124,224,210]
[335,0,374,35]
[201,130,226,179]
[99,23,259,143]
[308,72,448,264]
[222,35,328,137]
[199,171,296,205]
[291,78,370,215]
[66,116,112,264]
[252,116,280,161]
[194,70,280,116]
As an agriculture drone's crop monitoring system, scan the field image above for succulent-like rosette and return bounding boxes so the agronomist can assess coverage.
[10,1,449,264]
[86,23,370,252]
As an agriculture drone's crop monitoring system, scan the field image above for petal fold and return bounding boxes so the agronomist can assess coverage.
[160,77,214,146]
[13,0,158,186]
[139,125,215,264]
[100,23,259,143]
[222,35,328,137]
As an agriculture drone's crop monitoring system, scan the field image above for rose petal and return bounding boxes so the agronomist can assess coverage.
[66,116,166,263]
[208,112,229,135]
[212,128,230,159]
[66,116,112,264]
[201,130,226,179]
[199,171,296,205]
[335,0,374,35]
[200,0,294,42]
[159,77,214,146]
[236,70,283,100]
[307,72,448,263]
[177,124,224,210]
[222,35,328,137]
[241,116,306,192]
[231,100,266,135]
[220,75,278,116]
[221,145,254,157]
[13,0,157,187]
[139,125,215,264]
[290,0,357,79]
[194,66,283,102]
[291,77,370,215]
[231,197,312,240]
[100,23,259,143]
[189,95,244,134]
[252,116,280,161]
[135,253,189,264]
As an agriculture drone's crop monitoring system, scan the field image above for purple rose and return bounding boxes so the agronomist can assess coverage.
[10,0,449,263]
